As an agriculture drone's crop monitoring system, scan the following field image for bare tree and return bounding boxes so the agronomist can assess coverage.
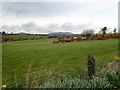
[81,29,94,38]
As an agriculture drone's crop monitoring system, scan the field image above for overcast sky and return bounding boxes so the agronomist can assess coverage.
[1,0,119,34]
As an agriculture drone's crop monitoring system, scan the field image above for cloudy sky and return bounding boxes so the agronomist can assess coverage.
[1,0,119,34]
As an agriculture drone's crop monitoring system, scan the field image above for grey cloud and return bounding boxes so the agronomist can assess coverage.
[2,2,83,17]
[1,25,20,31]
[76,23,92,29]
[21,22,36,27]
[61,22,91,31]
[61,22,74,30]
[48,23,60,28]
[1,21,91,33]
[2,1,118,23]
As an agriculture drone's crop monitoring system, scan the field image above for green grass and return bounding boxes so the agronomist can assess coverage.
[1,35,47,42]
[39,70,120,88]
[2,35,47,38]
[2,39,118,87]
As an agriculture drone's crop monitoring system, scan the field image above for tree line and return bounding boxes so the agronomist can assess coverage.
[0,27,118,36]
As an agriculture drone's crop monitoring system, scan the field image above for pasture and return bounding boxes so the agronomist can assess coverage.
[2,38,118,87]
[1,35,47,43]
[1,35,47,39]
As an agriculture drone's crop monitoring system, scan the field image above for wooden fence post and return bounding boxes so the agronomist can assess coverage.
[88,55,96,79]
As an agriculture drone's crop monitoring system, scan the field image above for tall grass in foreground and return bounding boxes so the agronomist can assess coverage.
[4,57,120,88]
[5,68,120,88]
[3,59,120,88]
[38,70,120,88]
[25,59,120,88]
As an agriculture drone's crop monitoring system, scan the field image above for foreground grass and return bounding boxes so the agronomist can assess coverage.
[39,70,120,88]
[2,39,118,87]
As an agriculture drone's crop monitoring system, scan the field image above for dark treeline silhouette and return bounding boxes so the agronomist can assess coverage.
[0,31,47,36]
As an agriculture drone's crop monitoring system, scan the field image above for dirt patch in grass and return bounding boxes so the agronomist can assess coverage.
[104,61,120,71]
[3,43,22,45]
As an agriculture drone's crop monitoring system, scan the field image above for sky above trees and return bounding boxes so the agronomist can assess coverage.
[1,0,119,34]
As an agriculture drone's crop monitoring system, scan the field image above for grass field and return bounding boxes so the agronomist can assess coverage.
[1,35,47,42]
[2,38,118,87]
[1,35,47,39]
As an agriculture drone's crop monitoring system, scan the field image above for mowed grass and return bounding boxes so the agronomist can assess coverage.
[2,38,118,86]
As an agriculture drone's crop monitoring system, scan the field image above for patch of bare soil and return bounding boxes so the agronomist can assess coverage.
[83,61,120,73]
[48,41,54,43]
[3,43,22,45]
[104,61,120,71]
